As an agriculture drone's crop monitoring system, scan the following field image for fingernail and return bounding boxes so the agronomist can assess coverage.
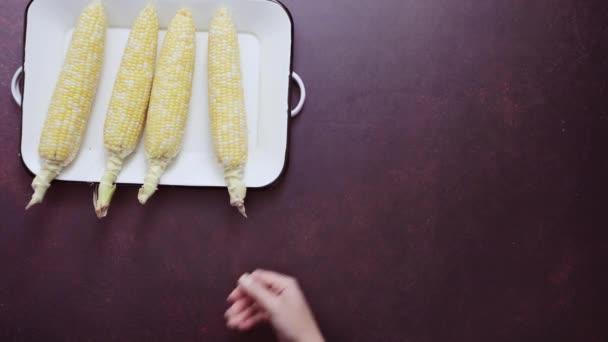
[238,273,251,286]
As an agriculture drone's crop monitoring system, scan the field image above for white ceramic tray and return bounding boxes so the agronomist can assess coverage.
[12,0,305,188]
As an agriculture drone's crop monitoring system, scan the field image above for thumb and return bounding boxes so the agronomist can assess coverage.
[238,274,277,312]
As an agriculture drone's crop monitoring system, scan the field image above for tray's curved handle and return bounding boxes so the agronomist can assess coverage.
[12,66,23,107]
[291,72,306,118]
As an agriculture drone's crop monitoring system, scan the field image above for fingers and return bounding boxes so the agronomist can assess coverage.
[226,308,269,331]
[225,297,268,329]
[236,311,270,331]
[231,270,295,300]
[250,269,296,290]
[226,303,254,327]
[225,297,253,319]
[227,270,297,331]
[228,301,261,326]
[238,273,278,312]
[227,287,246,302]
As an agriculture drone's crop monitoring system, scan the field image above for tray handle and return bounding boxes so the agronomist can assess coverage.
[12,67,306,116]
[12,66,23,107]
[291,72,306,118]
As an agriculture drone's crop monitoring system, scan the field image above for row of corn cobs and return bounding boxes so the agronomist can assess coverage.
[26,1,250,218]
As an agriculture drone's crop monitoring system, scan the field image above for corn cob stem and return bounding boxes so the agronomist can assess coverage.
[225,169,247,217]
[94,153,123,217]
[137,159,169,204]
[26,162,62,210]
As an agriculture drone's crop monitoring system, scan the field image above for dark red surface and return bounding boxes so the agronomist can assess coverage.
[1,0,608,341]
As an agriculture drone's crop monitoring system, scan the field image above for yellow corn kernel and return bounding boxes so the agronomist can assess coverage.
[27,0,106,209]
[138,8,196,204]
[208,7,248,217]
[94,4,159,218]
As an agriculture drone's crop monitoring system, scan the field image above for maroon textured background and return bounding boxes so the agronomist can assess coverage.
[1,0,608,341]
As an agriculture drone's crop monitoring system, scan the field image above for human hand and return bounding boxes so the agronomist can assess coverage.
[225,270,324,342]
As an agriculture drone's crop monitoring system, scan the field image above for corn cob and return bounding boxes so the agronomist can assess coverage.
[26,1,106,210]
[208,7,248,217]
[94,4,159,218]
[137,8,196,204]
